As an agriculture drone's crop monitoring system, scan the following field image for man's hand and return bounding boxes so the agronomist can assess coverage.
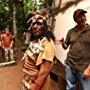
[56,38,64,45]
[83,64,90,80]
[10,44,12,48]
[30,82,41,90]
[83,74,89,80]
[56,38,68,49]
[10,42,13,48]
[2,46,5,49]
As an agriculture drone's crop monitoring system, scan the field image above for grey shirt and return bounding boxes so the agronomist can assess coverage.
[65,24,90,72]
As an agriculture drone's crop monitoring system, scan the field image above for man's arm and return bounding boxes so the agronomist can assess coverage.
[31,61,53,90]
[10,41,14,48]
[10,34,14,48]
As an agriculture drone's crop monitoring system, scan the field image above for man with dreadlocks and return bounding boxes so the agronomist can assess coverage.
[22,10,40,52]
[22,12,61,90]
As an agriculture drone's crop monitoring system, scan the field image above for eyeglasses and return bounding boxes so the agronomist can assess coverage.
[32,21,43,26]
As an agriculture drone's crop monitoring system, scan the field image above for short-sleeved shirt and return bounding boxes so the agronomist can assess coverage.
[65,24,90,72]
[23,37,56,76]
[1,33,13,47]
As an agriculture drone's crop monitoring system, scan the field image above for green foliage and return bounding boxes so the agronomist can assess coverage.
[0,4,11,28]
[39,0,46,9]
[24,0,35,15]
[17,0,47,35]
[0,0,47,34]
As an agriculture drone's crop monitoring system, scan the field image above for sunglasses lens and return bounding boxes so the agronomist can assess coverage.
[32,22,36,26]
[37,22,43,25]
[32,22,43,26]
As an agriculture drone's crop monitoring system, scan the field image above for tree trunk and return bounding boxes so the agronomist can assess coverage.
[13,3,17,36]
[12,3,18,61]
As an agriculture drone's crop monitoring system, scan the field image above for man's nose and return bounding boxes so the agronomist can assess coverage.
[35,24,40,29]
[81,16,85,19]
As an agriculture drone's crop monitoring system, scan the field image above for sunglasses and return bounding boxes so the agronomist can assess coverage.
[32,21,43,26]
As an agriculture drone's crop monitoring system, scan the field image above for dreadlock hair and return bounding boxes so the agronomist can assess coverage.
[25,12,55,42]
[23,12,35,33]
[43,21,55,41]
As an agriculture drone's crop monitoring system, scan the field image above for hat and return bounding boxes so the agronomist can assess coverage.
[73,9,87,19]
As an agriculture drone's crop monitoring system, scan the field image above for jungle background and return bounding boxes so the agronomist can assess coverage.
[0,0,90,90]
[0,0,89,62]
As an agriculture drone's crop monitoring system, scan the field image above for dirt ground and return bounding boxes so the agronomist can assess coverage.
[0,61,80,90]
[0,61,24,90]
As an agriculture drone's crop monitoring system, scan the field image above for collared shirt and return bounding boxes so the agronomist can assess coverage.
[65,24,90,72]
[23,38,56,76]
